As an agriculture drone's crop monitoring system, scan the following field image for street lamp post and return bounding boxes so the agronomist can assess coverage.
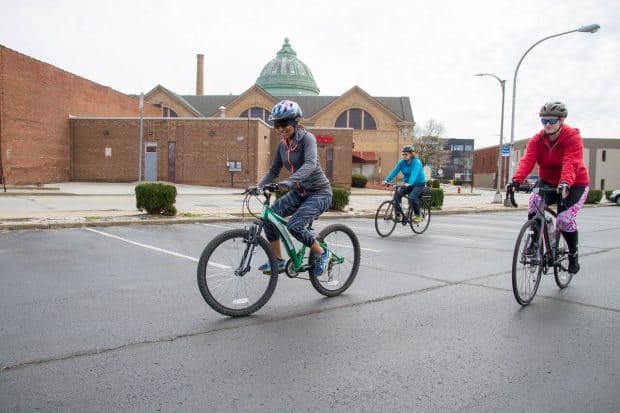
[476,73,506,203]
[507,24,600,182]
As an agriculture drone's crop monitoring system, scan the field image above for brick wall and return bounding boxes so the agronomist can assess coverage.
[0,45,160,184]
[71,118,352,188]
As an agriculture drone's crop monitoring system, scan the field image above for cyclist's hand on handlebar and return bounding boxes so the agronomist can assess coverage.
[557,182,569,199]
[507,179,519,192]
[382,180,389,186]
[246,185,262,195]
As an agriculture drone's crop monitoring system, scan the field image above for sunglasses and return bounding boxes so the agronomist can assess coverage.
[275,120,293,129]
[541,118,560,125]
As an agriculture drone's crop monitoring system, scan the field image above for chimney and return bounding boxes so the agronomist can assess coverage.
[196,53,205,95]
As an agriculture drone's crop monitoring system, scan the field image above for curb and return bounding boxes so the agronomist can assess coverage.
[0,205,531,231]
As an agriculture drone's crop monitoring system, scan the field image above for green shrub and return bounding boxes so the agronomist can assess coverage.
[428,188,444,210]
[351,174,368,188]
[135,183,177,216]
[331,187,350,211]
[586,189,602,204]
[429,179,440,189]
[605,190,613,201]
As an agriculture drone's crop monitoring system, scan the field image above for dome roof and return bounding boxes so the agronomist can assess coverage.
[256,38,320,96]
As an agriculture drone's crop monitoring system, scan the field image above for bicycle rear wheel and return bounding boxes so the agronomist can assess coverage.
[374,200,397,237]
[311,224,361,296]
[554,232,573,289]
[197,229,278,317]
[410,200,431,234]
[512,220,543,306]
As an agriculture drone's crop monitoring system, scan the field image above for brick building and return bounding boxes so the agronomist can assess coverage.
[0,45,161,185]
[70,117,352,189]
[144,39,416,182]
[1,38,414,188]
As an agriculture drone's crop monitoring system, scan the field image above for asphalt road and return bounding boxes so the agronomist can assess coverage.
[1,208,619,412]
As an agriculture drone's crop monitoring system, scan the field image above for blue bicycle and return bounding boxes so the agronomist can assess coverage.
[197,183,361,316]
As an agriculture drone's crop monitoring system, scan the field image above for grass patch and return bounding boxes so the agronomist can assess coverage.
[181,212,202,218]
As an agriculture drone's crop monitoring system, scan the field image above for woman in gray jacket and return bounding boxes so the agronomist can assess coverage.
[254,100,333,276]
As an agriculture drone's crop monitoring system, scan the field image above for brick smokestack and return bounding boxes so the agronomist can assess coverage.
[196,53,204,95]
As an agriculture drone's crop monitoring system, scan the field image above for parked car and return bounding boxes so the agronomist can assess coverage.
[609,189,620,206]
[517,175,539,193]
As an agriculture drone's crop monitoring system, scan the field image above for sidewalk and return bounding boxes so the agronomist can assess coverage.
[0,181,535,230]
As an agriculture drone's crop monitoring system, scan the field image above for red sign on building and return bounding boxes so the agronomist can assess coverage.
[316,135,334,144]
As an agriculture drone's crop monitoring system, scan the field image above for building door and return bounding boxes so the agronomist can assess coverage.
[168,141,176,182]
[326,148,334,181]
[145,143,157,181]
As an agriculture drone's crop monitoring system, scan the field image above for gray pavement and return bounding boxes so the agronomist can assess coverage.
[0,181,610,230]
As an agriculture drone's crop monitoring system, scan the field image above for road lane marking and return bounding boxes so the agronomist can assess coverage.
[84,228,230,268]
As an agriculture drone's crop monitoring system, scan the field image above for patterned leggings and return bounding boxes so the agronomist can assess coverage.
[527,184,589,232]
[263,190,332,247]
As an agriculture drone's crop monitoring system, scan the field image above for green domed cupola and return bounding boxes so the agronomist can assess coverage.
[256,38,320,96]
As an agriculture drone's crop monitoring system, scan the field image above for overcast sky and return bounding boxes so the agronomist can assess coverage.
[1,0,618,148]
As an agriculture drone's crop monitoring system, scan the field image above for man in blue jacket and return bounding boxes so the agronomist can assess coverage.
[382,145,427,224]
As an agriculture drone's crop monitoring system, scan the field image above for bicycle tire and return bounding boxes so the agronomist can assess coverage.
[553,231,573,289]
[197,229,278,317]
[310,224,361,297]
[512,220,543,306]
[410,200,431,234]
[374,200,397,237]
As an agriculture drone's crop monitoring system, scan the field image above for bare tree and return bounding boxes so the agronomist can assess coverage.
[412,119,451,170]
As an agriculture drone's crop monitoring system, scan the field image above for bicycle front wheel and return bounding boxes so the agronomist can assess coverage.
[410,200,431,234]
[311,224,361,297]
[554,232,573,289]
[512,220,543,306]
[375,200,397,237]
[197,229,278,317]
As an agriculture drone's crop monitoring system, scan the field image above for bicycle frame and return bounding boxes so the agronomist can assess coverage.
[246,189,344,274]
[530,188,566,270]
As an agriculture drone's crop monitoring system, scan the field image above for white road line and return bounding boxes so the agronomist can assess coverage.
[201,223,237,230]
[84,228,229,268]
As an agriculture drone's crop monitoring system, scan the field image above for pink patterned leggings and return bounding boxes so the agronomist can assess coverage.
[528,185,589,232]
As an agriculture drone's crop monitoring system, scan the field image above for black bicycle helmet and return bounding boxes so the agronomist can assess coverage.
[401,145,415,153]
[539,101,567,118]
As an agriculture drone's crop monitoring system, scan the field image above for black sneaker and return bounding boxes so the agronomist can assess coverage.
[568,253,580,274]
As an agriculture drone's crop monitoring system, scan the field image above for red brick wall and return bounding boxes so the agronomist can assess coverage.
[71,118,353,189]
[0,45,160,184]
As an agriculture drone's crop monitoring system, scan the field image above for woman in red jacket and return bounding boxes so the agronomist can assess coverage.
[510,101,589,275]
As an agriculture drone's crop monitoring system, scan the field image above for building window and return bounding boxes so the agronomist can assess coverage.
[451,144,464,151]
[601,179,605,191]
[334,109,377,130]
[464,144,473,151]
[240,107,272,125]
[163,107,178,117]
[602,150,606,162]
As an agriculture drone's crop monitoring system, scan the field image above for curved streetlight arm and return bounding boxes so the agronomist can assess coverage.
[509,29,578,144]
[508,24,600,181]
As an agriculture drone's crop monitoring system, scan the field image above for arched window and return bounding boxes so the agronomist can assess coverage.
[240,107,272,125]
[334,108,376,130]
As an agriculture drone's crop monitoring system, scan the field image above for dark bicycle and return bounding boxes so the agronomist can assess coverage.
[197,183,361,317]
[374,183,431,237]
[506,185,572,306]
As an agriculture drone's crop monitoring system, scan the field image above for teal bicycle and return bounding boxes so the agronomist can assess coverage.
[197,183,361,317]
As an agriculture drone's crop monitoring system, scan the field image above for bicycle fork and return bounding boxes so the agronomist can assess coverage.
[236,222,263,276]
